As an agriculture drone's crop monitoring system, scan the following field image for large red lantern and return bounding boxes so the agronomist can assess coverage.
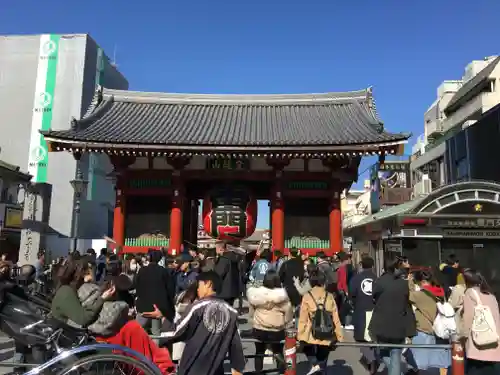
[202,186,257,241]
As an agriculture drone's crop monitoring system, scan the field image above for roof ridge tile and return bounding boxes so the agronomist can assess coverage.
[101,88,370,106]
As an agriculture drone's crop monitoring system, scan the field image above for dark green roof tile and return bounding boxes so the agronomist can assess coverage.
[42,88,408,148]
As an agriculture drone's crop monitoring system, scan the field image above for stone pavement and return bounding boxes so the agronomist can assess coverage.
[0,334,15,375]
[235,304,369,375]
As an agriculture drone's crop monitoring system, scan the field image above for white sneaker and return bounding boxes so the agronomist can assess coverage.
[343,324,354,330]
[263,349,274,365]
[306,365,321,375]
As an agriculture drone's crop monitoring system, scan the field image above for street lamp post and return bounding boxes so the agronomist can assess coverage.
[70,168,88,252]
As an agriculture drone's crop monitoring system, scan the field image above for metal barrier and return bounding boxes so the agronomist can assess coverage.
[251,331,463,375]
[151,330,465,375]
[0,331,465,375]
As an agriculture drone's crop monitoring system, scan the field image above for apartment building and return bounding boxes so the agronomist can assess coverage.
[342,181,370,228]
[0,34,128,263]
[411,56,500,192]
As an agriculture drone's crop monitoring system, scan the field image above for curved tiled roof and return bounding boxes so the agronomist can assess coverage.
[42,87,409,151]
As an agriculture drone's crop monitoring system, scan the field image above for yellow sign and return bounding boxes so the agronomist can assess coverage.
[4,207,22,229]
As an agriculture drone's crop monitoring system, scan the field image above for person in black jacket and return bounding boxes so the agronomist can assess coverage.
[368,258,416,375]
[135,249,176,339]
[349,256,377,374]
[278,247,304,308]
[214,242,241,305]
[200,248,217,272]
[159,271,245,375]
[440,254,461,298]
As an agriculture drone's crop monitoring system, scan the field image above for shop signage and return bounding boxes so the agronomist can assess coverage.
[385,242,402,253]
[4,207,22,229]
[378,162,409,172]
[434,217,500,228]
[206,158,250,171]
[443,229,500,238]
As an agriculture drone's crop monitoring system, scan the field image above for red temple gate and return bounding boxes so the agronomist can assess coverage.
[43,87,408,254]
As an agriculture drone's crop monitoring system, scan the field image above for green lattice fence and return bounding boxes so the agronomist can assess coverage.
[124,238,170,247]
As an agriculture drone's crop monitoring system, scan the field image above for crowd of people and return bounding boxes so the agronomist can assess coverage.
[1,246,500,375]
[362,256,500,375]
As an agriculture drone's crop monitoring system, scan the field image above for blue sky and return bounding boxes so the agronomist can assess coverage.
[2,0,498,228]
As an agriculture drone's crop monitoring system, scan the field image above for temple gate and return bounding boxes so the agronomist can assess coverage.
[43,87,408,255]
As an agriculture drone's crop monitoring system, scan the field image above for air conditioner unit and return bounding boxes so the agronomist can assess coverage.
[401,229,417,237]
[413,178,432,197]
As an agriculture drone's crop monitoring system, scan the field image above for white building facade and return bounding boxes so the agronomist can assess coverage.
[0,34,128,262]
[410,56,500,194]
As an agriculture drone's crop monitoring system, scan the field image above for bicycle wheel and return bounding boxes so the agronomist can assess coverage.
[56,353,160,375]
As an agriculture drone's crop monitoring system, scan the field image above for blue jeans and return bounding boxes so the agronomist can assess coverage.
[378,347,403,375]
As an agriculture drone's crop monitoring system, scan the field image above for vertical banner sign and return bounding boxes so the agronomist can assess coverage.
[87,47,105,200]
[27,34,61,182]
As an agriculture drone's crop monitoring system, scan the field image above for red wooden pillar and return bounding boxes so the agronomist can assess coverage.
[110,156,135,249]
[267,160,289,258]
[170,173,184,255]
[271,191,285,253]
[167,158,190,255]
[271,176,286,258]
[113,183,126,247]
[329,190,343,254]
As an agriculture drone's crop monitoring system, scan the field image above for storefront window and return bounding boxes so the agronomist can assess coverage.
[441,240,500,297]
[402,239,440,268]
[441,240,478,269]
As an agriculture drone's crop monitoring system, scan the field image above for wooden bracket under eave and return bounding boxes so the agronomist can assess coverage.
[47,141,54,153]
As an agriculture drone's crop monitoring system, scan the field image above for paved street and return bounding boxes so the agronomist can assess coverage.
[0,335,15,375]
[235,304,369,375]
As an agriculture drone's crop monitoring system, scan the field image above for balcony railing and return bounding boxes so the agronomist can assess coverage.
[441,92,497,132]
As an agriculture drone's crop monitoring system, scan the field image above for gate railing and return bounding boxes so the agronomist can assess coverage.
[151,328,465,375]
[0,329,465,375]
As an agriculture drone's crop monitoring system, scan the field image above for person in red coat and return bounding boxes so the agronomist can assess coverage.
[98,320,175,374]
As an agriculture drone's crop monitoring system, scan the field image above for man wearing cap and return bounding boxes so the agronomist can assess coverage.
[175,255,199,295]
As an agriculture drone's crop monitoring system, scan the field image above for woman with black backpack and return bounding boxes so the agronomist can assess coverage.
[297,266,344,374]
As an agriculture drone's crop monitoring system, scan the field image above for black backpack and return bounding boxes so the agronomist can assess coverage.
[308,290,336,341]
